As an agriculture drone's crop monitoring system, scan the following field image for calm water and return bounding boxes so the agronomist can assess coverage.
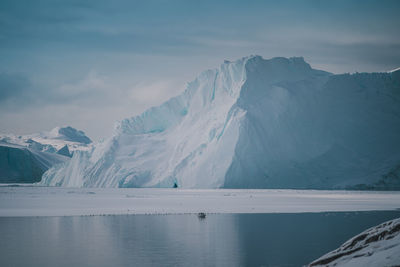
[1,211,400,267]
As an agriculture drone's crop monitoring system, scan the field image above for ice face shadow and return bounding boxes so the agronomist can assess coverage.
[1,211,400,267]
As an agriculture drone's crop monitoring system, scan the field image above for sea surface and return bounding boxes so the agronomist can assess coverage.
[1,211,400,267]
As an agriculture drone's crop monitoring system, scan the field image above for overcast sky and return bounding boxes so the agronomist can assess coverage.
[1,0,399,140]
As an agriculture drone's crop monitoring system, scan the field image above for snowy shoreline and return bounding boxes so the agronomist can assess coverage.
[1,187,400,217]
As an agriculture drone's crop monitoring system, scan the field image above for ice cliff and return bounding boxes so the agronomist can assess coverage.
[40,56,400,189]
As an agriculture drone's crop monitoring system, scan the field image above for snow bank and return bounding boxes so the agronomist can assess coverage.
[0,187,399,217]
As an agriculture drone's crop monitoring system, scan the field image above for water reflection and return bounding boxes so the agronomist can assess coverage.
[0,211,399,267]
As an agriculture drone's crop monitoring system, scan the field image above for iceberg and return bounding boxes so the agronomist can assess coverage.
[0,126,92,153]
[0,126,92,183]
[41,56,400,189]
[0,143,68,183]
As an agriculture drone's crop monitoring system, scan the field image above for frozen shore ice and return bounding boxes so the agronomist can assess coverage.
[1,186,399,217]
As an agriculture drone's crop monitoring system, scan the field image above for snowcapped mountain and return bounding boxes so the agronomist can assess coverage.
[309,217,400,266]
[0,126,92,183]
[40,56,400,189]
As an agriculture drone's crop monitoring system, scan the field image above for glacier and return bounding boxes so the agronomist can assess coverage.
[40,56,400,189]
[0,126,92,183]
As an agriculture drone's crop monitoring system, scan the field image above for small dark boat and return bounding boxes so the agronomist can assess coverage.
[197,212,206,219]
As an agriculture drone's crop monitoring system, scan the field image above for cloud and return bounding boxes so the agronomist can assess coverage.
[129,80,183,104]
[0,72,31,102]
[55,71,110,104]
[0,71,103,108]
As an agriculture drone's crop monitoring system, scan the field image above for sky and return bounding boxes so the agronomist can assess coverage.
[0,0,399,140]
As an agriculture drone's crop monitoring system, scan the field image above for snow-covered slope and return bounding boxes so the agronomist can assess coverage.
[0,127,92,183]
[40,56,400,189]
[309,217,400,267]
